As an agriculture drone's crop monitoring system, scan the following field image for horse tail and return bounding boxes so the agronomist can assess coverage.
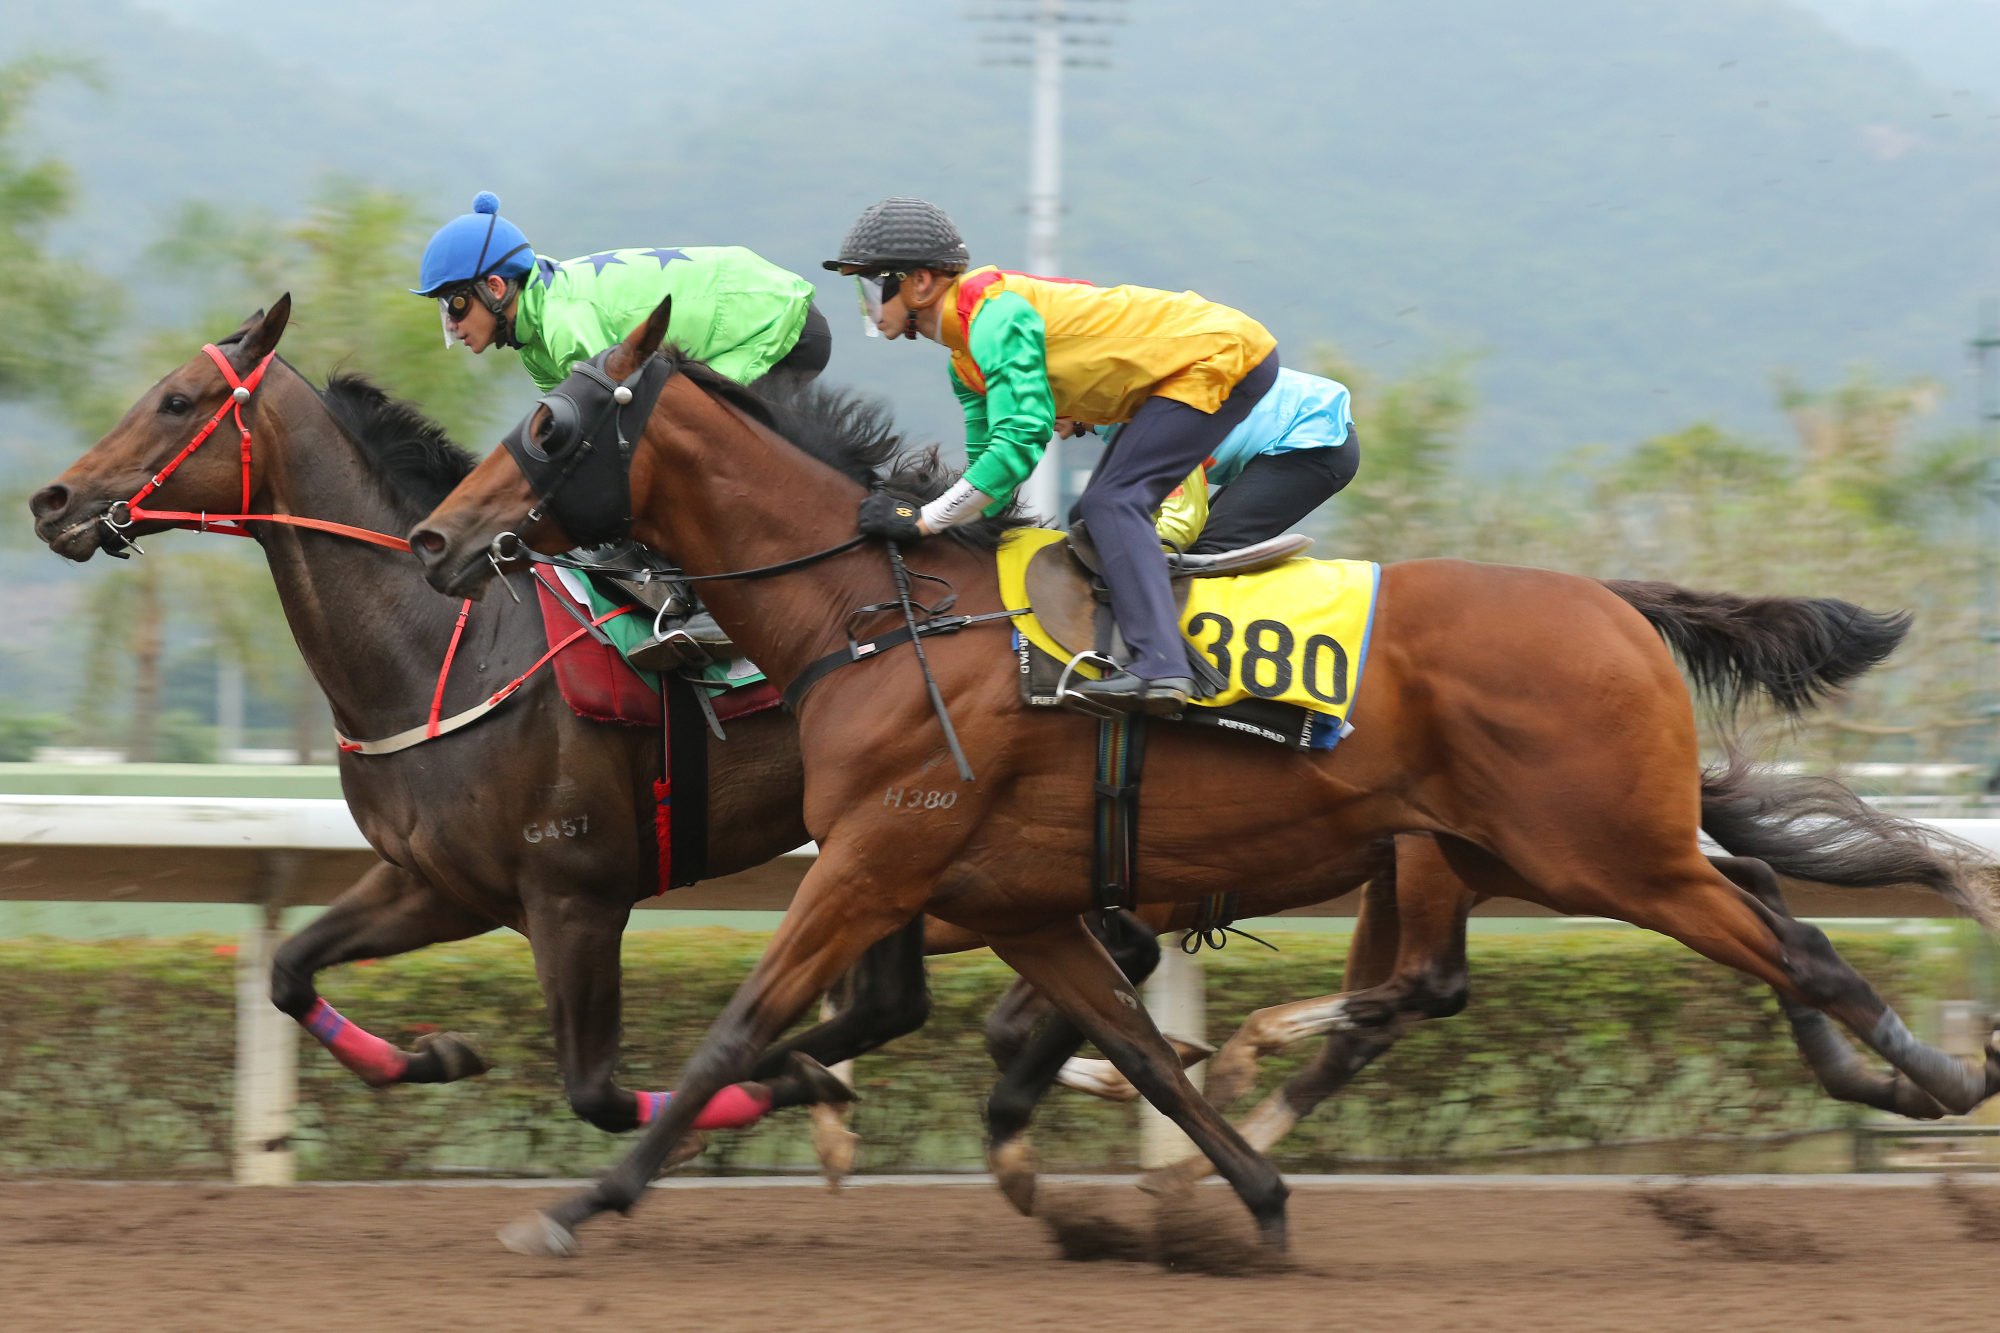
[1602,579,1910,719]
[1700,750,1998,930]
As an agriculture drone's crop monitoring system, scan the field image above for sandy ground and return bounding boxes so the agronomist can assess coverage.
[5,1175,1998,1332]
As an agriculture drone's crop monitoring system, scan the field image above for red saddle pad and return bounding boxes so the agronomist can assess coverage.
[535,576,663,728]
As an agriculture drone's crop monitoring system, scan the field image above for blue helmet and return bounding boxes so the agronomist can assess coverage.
[410,191,535,296]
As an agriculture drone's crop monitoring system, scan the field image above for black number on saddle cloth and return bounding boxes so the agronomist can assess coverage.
[1241,619,1295,699]
[1188,611,1352,707]
[1302,634,1349,706]
[1189,611,1232,679]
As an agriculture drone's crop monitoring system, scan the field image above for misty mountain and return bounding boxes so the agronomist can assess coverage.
[11,0,2000,471]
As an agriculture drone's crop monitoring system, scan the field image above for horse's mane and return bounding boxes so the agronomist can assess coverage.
[316,374,477,516]
[663,346,1033,553]
[215,326,477,517]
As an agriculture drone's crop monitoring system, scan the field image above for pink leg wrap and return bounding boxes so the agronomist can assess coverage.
[634,1083,774,1130]
[301,998,408,1086]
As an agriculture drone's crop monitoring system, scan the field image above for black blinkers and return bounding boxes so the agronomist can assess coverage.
[500,345,676,547]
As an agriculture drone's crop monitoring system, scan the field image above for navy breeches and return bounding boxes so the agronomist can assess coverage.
[1074,351,1280,679]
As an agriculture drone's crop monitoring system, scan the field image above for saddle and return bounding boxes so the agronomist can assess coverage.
[1021,530,1314,695]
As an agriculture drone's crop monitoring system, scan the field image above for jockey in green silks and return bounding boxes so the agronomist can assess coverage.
[413,191,831,668]
[412,191,828,393]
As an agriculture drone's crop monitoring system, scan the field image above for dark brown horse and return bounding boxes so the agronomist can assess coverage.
[25,297,919,1146]
[411,300,2000,1257]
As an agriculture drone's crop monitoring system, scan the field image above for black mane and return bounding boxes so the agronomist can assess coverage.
[316,374,476,515]
[663,347,1033,552]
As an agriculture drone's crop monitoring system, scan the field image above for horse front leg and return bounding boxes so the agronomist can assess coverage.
[503,851,921,1257]
[517,885,797,1145]
[981,909,1179,1216]
[270,862,496,1087]
[742,916,932,1186]
[981,914,1291,1254]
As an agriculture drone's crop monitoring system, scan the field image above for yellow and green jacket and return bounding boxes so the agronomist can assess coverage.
[938,266,1276,508]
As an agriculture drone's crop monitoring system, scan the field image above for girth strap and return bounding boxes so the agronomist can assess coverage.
[1092,713,1148,913]
[663,675,711,889]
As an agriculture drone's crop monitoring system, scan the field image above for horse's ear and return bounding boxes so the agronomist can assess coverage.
[633,294,671,361]
[229,293,292,369]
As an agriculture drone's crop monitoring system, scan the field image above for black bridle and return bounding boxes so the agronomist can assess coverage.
[497,344,679,549]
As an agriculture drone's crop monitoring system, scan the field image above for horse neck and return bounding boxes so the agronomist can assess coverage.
[251,372,518,737]
[627,389,936,688]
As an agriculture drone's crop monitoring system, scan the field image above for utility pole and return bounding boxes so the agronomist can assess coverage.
[1976,302,2000,784]
[971,0,1124,523]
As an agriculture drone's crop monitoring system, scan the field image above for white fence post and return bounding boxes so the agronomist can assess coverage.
[232,858,298,1185]
[1138,946,1205,1168]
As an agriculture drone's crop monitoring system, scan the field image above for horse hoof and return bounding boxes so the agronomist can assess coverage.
[414,1031,491,1082]
[810,1105,859,1190]
[498,1212,577,1258]
[1056,1056,1141,1103]
[990,1138,1038,1217]
[1167,1034,1217,1069]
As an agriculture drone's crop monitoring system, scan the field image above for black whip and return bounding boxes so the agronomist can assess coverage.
[887,542,975,783]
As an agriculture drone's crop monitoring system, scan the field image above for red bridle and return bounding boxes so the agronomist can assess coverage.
[107,343,409,552]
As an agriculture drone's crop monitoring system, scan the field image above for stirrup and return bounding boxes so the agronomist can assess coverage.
[1055,649,1124,720]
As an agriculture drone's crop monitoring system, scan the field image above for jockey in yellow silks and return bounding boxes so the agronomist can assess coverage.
[829,197,1281,716]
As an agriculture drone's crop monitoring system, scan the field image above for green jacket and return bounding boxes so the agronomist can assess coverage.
[512,246,814,391]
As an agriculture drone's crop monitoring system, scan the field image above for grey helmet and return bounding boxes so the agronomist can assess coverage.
[823,198,970,273]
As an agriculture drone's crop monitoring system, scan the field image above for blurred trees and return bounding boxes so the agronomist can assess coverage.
[3,62,506,759]
[1296,354,1995,779]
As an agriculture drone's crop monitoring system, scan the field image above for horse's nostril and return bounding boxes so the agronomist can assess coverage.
[28,485,68,519]
[410,529,447,556]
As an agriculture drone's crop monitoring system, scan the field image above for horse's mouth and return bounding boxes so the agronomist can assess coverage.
[429,545,497,600]
[41,509,111,562]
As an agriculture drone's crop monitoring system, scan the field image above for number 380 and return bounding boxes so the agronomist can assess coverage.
[1187,612,1348,705]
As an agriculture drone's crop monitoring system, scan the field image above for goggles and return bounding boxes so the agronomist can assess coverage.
[437,283,489,347]
[853,271,906,337]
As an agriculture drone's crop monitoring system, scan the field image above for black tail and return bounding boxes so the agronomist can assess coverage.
[1603,580,1911,719]
[1700,752,1996,929]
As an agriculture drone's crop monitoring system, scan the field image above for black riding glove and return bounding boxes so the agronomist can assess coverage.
[857,491,924,543]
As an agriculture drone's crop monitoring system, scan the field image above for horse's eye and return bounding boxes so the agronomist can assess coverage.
[531,406,553,441]
[159,393,193,417]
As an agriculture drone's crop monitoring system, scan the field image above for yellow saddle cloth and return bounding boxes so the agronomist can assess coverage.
[996,528,1379,728]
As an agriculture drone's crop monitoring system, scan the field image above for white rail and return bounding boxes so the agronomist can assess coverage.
[4,796,1996,1183]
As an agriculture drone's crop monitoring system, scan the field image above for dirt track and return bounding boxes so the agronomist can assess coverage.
[7,1177,1999,1331]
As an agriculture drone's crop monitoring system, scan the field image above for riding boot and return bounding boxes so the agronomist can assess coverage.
[1070,670,1194,716]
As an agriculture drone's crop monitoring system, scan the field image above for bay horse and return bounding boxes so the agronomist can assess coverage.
[14,295,1350,1184]
[410,298,2000,1257]
[25,296,927,1147]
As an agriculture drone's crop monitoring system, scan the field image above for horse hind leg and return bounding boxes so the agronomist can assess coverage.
[1146,838,1475,1194]
[270,862,496,1088]
[1715,856,1957,1119]
[1507,825,2000,1119]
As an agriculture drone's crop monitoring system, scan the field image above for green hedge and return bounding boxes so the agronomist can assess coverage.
[0,927,1954,1179]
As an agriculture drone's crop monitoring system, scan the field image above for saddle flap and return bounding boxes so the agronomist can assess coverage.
[1023,540,1191,662]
